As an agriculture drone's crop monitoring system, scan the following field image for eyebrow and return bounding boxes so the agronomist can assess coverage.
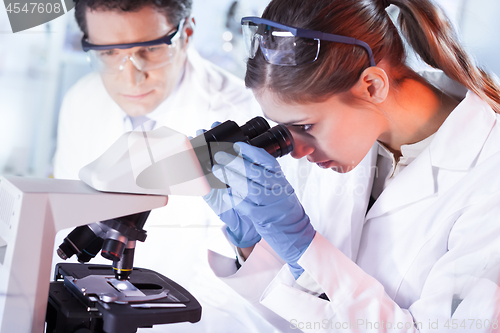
[263,113,310,126]
[281,118,311,126]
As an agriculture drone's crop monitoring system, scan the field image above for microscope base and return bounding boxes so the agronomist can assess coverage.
[46,263,201,333]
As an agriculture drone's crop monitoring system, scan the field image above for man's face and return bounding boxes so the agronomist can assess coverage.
[85,6,189,117]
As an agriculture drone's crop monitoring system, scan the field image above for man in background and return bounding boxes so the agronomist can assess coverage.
[52,0,275,332]
[54,0,258,178]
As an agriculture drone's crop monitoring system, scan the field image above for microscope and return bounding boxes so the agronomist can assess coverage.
[0,117,294,333]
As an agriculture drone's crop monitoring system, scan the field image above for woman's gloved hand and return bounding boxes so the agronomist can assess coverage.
[212,142,316,279]
[200,123,262,249]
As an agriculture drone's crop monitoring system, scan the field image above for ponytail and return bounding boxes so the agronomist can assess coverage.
[392,0,500,112]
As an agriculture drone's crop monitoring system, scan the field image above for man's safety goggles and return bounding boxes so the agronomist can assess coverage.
[241,17,376,67]
[81,19,185,74]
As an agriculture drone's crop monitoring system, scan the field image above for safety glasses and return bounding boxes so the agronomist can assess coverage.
[81,19,185,73]
[241,16,376,67]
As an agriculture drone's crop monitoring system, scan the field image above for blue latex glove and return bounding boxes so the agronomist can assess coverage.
[200,123,261,248]
[212,142,316,279]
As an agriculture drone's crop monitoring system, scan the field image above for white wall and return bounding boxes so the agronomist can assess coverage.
[0,10,68,177]
[459,0,500,76]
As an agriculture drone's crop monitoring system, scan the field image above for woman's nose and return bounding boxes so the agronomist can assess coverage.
[290,137,314,159]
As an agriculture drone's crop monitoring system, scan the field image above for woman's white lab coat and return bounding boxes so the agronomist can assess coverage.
[208,75,500,332]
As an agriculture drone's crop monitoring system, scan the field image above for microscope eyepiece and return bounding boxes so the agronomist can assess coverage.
[191,117,295,188]
[249,124,295,158]
[198,116,270,146]
[193,116,294,158]
[239,116,271,140]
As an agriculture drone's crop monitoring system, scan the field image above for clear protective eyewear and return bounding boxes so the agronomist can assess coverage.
[81,18,186,74]
[241,16,376,67]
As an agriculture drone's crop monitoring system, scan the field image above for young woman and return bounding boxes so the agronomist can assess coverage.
[205,0,500,331]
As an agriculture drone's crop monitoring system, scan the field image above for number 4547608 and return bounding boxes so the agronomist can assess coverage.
[443,319,498,330]
[6,2,62,14]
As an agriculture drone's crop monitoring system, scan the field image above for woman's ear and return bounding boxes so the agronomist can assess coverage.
[350,67,389,104]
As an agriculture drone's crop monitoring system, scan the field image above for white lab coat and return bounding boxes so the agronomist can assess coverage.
[52,48,282,332]
[208,74,500,332]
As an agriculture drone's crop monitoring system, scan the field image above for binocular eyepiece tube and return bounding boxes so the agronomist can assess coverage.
[193,116,294,159]
[190,116,295,188]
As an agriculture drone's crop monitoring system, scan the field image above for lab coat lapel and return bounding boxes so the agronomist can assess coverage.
[365,91,496,220]
[347,144,378,259]
[429,92,495,171]
[365,149,435,220]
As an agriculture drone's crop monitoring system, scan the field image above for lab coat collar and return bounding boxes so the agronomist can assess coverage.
[366,91,496,220]
[429,91,496,170]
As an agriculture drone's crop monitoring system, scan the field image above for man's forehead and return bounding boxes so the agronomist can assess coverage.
[85,5,174,45]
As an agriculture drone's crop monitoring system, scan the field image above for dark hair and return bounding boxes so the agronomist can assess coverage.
[74,0,192,36]
[245,0,500,113]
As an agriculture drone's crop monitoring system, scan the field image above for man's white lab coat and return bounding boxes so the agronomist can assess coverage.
[52,49,282,333]
[208,75,500,332]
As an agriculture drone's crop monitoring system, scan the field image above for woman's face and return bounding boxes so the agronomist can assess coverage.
[255,89,387,173]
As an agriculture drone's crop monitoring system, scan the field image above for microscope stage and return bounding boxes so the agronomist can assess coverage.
[46,263,201,333]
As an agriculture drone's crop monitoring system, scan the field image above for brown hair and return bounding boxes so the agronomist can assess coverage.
[245,0,500,112]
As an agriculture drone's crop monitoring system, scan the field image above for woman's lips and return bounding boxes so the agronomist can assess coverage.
[308,157,336,169]
[315,160,334,169]
[121,91,153,100]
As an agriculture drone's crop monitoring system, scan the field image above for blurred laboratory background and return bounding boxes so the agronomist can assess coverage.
[0,0,499,178]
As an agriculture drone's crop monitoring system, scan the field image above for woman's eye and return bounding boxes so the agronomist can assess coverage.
[294,124,313,132]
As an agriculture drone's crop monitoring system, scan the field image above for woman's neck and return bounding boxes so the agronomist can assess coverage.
[377,77,460,159]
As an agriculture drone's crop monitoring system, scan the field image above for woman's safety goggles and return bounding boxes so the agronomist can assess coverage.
[81,19,185,74]
[241,17,376,67]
